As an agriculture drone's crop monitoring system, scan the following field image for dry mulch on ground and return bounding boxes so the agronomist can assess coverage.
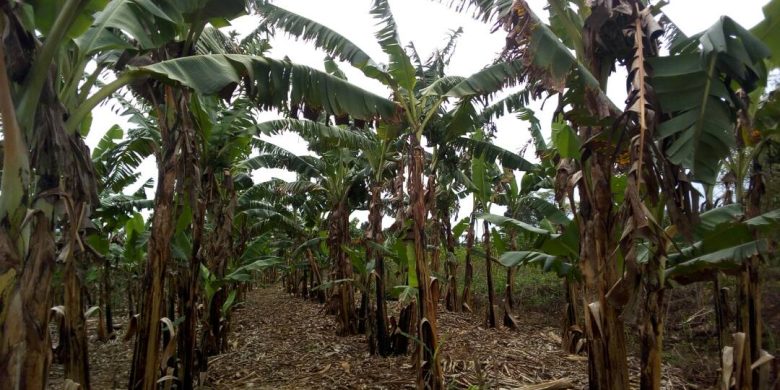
[208,286,587,389]
[48,319,133,389]
[49,285,689,389]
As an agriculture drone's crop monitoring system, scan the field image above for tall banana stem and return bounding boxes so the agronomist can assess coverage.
[17,0,90,128]
[0,25,30,224]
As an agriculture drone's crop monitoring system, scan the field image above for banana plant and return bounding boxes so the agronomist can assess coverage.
[498,1,633,380]
[750,0,780,71]
[360,129,403,356]
[487,1,772,387]
[0,1,124,386]
[89,89,158,334]
[255,0,547,384]
[665,205,780,284]
[241,120,375,336]
[0,1,253,388]
[185,93,255,361]
[67,4,399,387]
[70,17,400,383]
[198,252,281,350]
[462,129,501,327]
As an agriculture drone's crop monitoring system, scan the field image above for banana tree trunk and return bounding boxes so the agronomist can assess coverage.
[429,220,442,308]
[409,137,442,389]
[639,254,666,390]
[328,201,357,335]
[308,269,315,298]
[391,301,415,355]
[63,249,91,389]
[163,275,176,364]
[358,288,369,334]
[713,275,730,357]
[179,142,206,390]
[306,249,326,303]
[739,170,766,389]
[98,268,108,342]
[443,212,459,312]
[505,230,517,310]
[179,237,203,390]
[504,267,516,311]
[503,230,518,328]
[0,47,33,389]
[98,254,113,342]
[736,255,764,389]
[129,87,181,390]
[736,267,754,390]
[369,184,391,356]
[748,256,764,388]
[235,224,250,303]
[426,174,440,274]
[301,268,309,298]
[576,154,629,390]
[461,216,476,312]
[483,220,497,328]
[561,277,581,353]
[204,170,237,355]
[392,156,406,231]
[127,282,136,317]
[363,274,376,354]
[571,4,632,387]
[0,214,56,389]
[430,227,441,276]
[1,27,96,388]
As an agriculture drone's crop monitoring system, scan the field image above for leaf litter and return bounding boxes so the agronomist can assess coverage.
[48,285,690,389]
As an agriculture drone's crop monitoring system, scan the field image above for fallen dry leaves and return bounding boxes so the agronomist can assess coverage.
[48,285,691,389]
[207,286,591,389]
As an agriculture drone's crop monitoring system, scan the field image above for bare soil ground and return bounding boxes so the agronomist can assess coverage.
[49,285,694,389]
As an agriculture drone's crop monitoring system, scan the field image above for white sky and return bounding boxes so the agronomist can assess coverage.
[87,0,770,223]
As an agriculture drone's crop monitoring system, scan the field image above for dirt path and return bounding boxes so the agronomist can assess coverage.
[50,285,659,389]
[208,286,588,389]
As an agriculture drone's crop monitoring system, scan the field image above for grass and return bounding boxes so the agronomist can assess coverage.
[380,244,566,319]
[448,245,563,312]
[464,260,563,311]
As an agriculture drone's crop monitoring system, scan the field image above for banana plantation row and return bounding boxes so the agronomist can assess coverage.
[0,0,778,389]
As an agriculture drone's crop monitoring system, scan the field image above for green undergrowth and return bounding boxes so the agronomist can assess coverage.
[453,246,563,315]
[380,244,564,318]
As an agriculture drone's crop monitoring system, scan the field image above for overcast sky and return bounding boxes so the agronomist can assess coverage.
[87,0,770,222]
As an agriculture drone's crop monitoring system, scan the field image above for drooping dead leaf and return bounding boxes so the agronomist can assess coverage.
[720,346,734,390]
[84,305,101,318]
[159,317,177,372]
[156,374,177,384]
[160,367,176,390]
[750,349,774,370]
[51,305,66,317]
[587,301,604,338]
[123,314,139,342]
[753,349,775,389]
